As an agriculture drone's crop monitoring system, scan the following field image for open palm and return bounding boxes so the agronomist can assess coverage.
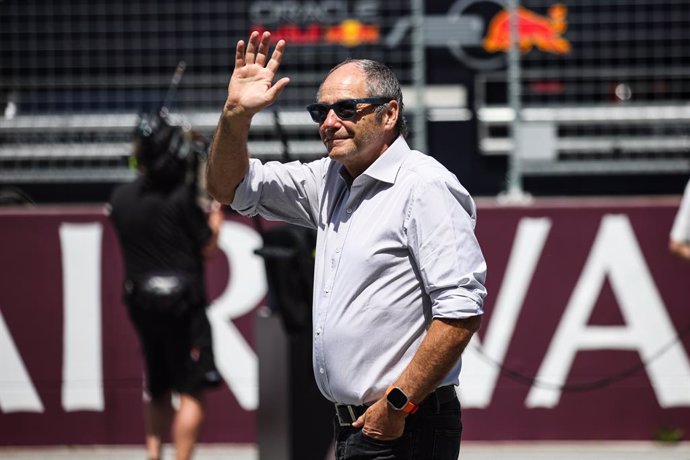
[226,31,290,116]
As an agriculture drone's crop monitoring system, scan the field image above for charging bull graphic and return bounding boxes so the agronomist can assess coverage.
[483,3,570,54]
[385,0,572,70]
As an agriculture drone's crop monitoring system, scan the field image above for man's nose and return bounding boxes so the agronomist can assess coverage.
[322,109,342,127]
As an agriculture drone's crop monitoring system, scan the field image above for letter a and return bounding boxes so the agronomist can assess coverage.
[526,214,690,408]
[0,310,44,412]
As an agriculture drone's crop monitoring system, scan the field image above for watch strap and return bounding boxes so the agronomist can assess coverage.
[401,398,418,414]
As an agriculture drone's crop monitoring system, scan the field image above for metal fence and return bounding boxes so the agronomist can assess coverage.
[476,0,690,177]
[2,0,690,191]
[0,0,418,184]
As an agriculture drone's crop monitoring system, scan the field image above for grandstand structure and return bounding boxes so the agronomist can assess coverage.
[1,0,690,201]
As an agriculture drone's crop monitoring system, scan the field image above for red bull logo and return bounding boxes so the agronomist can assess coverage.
[325,19,379,47]
[483,4,571,54]
[252,20,380,48]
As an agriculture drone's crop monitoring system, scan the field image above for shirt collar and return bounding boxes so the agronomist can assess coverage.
[360,136,410,185]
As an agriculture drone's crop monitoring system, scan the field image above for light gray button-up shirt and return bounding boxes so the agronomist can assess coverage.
[232,136,486,405]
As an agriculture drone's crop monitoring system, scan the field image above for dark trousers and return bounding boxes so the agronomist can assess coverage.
[333,391,462,460]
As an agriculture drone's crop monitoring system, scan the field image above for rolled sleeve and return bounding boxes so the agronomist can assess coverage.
[407,176,487,320]
[231,158,264,216]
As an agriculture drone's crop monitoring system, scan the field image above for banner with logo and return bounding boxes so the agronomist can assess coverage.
[1,198,689,445]
[239,0,572,72]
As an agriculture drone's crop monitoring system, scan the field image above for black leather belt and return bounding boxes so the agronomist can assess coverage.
[335,385,457,427]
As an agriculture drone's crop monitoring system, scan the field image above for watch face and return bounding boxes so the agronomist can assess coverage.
[387,387,408,410]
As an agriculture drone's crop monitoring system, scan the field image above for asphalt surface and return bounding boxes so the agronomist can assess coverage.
[1,442,689,460]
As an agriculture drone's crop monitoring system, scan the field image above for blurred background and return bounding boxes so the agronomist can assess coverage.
[1,0,690,459]
[2,0,690,202]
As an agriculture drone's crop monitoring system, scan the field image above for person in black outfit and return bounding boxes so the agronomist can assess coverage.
[109,111,223,460]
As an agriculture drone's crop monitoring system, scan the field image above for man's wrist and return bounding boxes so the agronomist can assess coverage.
[222,101,253,120]
[385,386,419,414]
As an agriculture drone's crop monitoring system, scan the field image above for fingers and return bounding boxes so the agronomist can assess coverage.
[265,77,291,101]
[266,39,286,74]
[238,31,285,71]
[234,40,246,68]
[244,31,260,64]
[245,31,271,65]
[255,32,271,66]
[352,413,365,429]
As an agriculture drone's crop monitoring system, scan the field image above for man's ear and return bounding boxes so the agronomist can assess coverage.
[384,100,399,131]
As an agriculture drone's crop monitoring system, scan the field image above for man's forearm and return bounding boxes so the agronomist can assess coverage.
[206,110,252,205]
[669,239,690,262]
[393,315,482,404]
[353,315,482,440]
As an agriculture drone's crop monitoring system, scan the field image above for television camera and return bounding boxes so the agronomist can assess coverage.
[132,61,208,189]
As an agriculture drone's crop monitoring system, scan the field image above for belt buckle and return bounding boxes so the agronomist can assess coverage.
[335,404,356,427]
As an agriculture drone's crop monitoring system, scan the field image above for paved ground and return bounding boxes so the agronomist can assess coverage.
[1,442,689,460]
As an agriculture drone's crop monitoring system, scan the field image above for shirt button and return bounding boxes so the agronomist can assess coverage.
[346,208,353,214]
[335,247,341,253]
[319,368,325,374]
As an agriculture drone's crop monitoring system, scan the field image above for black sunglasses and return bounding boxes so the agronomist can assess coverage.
[306,97,390,123]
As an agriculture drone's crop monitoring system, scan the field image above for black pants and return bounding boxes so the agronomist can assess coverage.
[333,391,462,460]
[128,305,221,396]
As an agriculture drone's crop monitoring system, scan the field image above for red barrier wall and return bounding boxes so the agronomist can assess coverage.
[0,198,689,445]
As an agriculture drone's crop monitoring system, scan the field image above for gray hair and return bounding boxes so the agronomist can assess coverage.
[320,59,408,138]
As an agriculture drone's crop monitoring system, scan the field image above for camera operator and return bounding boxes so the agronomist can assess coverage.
[109,110,223,460]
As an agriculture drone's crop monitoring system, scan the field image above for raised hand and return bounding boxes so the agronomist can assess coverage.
[225,31,290,117]
[208,31,290,204]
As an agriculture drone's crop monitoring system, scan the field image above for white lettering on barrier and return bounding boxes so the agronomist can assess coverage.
[0,310,44,413]
[2,214,688,414]
[461,217,552,408]
[59,223,105,412]
[207,221,267,411]
[1,219,266,414]
[526,214,690,408]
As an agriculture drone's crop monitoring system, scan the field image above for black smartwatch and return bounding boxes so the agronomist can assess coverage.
[385,386,419,414]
